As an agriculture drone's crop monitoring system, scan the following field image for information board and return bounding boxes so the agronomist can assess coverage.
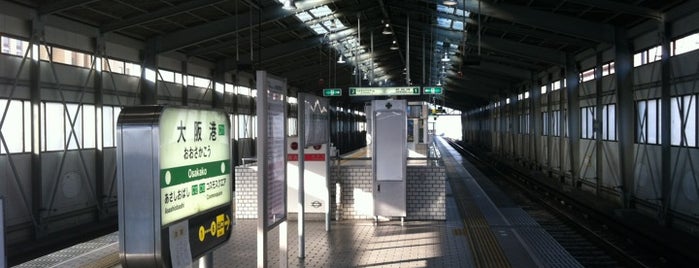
[349,87,421,96]
[299,93,329,146]
[159,108,231,226]
[257,71,287,229]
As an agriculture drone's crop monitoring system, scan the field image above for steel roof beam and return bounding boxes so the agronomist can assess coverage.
[462,0,615,43]
[101,0,228,33]
[565,0,662,20]
[219,28,356,71]
[154,0,339,53]
[467,35,565,66]
[39,0,99,15]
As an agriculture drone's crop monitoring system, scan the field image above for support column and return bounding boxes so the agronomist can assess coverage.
[566,54,581,186]
[30,17,44,236]
[531,74,541,167]
[558,71,566,180]
[546,74,553,171]
[94,35,106,218]
[140,39,158,105]
[615,28,636,208]
[182,61,189,106]
[213,61,226,109]
[595,52,604,196]
[660,21,672,225]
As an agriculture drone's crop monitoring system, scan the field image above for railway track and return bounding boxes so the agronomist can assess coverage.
[445,139,674,268]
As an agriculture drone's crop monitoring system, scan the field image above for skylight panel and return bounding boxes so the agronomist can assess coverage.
[309,5,333,17]
[452,20,464,31]
[437,17,452,28]
[295,12,313,22]
[436,5,454,14]
[449,43,458,50]
[310,23,328,34]
[323,19,347,31]
[455,9,470,17]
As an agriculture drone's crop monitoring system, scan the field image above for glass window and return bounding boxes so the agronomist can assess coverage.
[44,102,65,151]
[581,68,595,82]
[0,99,26,154]
[674,33,699,56]
[125,62,141,77]
[83,105,96,148]
[103,106,114,147]
[105,58,125,74]
[294,11,313,22]
[671,95,697,146]
[581,107,595,139]
[64,103,82,150]
[159,69,175,83]
[637,99,661,144]
[541,85,547,95]
[603,104,617,141]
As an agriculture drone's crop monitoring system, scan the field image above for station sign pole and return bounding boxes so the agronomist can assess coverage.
[117,106,232,268]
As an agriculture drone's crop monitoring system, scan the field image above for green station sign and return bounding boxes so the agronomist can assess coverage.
[323,88,342,96]
[349,87,421,96]
[423,87,443,94]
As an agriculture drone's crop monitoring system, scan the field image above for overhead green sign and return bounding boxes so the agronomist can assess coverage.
[323,88,342,96]
[349,87,421,96]
[423,87,443,94]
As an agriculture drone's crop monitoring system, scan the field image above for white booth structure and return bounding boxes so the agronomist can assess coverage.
[371,99,407,221]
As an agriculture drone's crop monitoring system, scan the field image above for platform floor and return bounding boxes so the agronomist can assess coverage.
[16,137,582,268]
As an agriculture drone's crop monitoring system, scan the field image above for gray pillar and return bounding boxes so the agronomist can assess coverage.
[660,21,672,225]
[140,39,158,105]
[94,36,106,218]
[182,61,189,106]
[566,54,581,186]
[595,52,604,196]
[546,74,553,170]
[558,72,566,180]
[213,62,226,109]
[531,73,541,167]
[30,17,44,236]
[615,28,635,208]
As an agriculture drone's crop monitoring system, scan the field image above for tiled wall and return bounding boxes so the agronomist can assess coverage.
[234,165,446,221]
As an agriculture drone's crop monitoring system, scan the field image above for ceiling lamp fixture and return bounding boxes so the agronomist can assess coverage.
[441,52,450,62]
[390,40,399,50]
[283,0,297,10]
[382,22,392,35]
[337,54,346,64]
[436,80,442,86]
[442,0,458,6]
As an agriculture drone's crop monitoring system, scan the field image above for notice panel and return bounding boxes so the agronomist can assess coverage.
[160,108,231,226]
[257,71,288,229]
[299,93,329,146]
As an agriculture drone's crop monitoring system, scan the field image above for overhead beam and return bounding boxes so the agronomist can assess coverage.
[482,21,597,48]
[469,35,566,65]
[220,28,357,71]
[466,0,615,43]
[566,0,662,20]
[39,0,99,15]
[101,0,227,33]
[154,0,338,53]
